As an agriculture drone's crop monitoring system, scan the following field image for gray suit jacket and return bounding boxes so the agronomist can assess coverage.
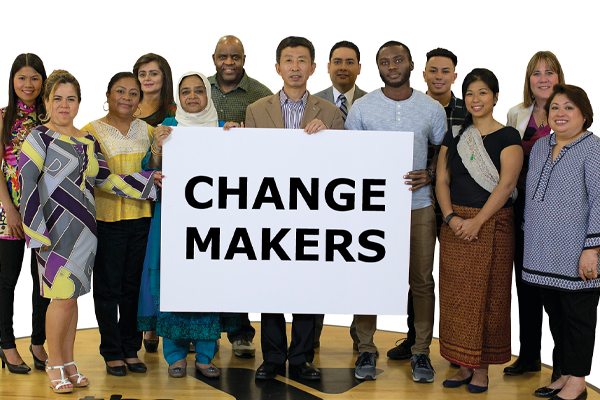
[245,92,344,130]
[313,85,368,105]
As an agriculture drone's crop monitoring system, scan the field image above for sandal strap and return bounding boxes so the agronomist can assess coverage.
[64,361,87,383]
[46,365,72,389]
[51,377,72,389]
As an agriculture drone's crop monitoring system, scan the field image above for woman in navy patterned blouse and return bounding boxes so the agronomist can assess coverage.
[523,84,598,400]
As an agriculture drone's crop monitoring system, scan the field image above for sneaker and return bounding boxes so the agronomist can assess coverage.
[387,338,414,360]
[232,339,255,358]
[355,352,377,380]
[411,354,435,383]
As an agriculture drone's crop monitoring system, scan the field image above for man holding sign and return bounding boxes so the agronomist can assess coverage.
[345,41,447,382]
[245,36,344,380]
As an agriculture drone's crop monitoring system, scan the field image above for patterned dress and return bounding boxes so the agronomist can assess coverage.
[18,126,157,299]
[0,101,39,239]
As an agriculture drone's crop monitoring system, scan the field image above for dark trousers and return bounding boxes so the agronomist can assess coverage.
[540,287,600,377]
[227,313,255,342]
[513,194,546,361]
[261,313,315,365]
[94,218,150,361]
[0,239,49,348]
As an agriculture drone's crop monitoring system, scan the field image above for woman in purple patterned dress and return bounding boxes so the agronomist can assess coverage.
[19,70,161,394]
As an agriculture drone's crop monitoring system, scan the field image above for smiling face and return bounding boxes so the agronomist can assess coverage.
[423,56,456,97]
[47,83,80,126]
[13,66,43,106]
[276,46,316,91]
[179,75,208,114]
[548,93,586,138]
[464,79,497,119]
[530,59,559,103]
[106,77,141,117]
[213,38,245,86]
[137,61,163,96]
[377,45,413,88]
[328,47,361,93]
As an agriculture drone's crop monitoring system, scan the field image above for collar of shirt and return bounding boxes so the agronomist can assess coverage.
[446,91,460,111]
[279,89,309,107]
[208,70,249,93]
[549,131,592,148]
[333,85,356,107]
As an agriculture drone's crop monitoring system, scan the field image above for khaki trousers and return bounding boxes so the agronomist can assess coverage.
[354,206,436,355]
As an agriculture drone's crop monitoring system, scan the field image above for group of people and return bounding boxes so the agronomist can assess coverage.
[0,35,597,400]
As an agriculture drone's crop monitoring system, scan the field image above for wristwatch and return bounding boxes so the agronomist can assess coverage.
[443,213,456,225]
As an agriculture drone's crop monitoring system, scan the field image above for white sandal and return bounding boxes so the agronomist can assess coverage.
[46,364,74,394]
[64,361,90,387]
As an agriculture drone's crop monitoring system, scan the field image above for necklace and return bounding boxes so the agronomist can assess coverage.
[533,104,547,128]
[49,122,83,138]
[468,132,490,161]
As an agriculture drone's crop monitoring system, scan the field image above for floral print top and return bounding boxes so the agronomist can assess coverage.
[0,100,40,239]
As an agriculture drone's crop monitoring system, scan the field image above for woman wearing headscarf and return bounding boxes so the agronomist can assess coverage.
[142,71,240,378]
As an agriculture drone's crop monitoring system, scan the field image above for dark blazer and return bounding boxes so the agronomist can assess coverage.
[313,85,368,105]
[246,91,344,129]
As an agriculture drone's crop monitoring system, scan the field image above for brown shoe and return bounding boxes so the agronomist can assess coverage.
[195,362,220,378]
[168,359,187,378]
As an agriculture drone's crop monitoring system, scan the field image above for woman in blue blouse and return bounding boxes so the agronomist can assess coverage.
[142,71,240,378]
[524,84,598,400]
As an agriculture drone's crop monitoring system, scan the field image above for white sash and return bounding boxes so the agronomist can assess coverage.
[453,125,517,200]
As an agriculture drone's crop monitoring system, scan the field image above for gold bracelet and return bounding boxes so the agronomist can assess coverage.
[151,142,162,156]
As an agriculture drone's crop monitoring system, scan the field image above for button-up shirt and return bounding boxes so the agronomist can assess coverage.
[208,71,273,123]
[280,90,308,129]
[333,85,357,109]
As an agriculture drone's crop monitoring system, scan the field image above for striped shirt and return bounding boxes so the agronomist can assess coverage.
[279,90,308,129]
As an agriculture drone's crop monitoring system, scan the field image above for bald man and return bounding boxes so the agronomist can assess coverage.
[208,36,272,358]
[209,35,273,123]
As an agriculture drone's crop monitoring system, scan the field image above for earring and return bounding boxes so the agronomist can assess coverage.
[103,101,109,112]
[134,107,142,118]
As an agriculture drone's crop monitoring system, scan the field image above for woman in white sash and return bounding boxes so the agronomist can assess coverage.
[436,68,523,393]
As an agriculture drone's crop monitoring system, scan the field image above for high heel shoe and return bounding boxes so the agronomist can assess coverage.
[46,364,73,394]
[29,344,47,371]
[0,347,31,374]
[65,361,89,387]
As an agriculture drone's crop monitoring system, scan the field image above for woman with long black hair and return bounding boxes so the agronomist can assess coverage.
[0,53,50,374]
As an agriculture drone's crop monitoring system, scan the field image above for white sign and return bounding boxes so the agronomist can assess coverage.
[160,127,413,315]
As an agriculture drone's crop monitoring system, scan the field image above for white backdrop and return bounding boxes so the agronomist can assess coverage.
[3,0,599,386]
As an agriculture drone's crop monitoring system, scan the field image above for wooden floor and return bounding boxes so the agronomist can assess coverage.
[1,324,598,400]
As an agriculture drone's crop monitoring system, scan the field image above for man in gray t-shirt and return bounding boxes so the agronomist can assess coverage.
[345,41,446,383]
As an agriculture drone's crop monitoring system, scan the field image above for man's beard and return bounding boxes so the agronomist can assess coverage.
[380,70,410,88]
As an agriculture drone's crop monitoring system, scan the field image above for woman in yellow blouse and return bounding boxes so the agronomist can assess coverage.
[82,72,155,377]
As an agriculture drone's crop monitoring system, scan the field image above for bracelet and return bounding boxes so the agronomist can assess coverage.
[443,213,456,225]
[151,142,162,156]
